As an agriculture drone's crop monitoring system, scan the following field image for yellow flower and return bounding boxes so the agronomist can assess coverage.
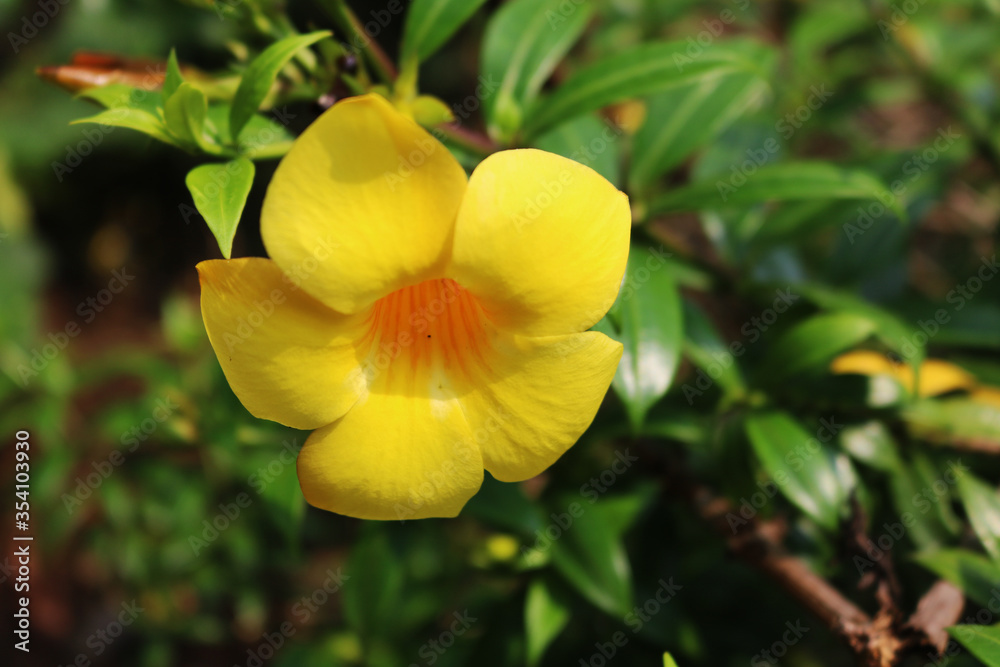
[197,94,630,520]
[830,350,977,397]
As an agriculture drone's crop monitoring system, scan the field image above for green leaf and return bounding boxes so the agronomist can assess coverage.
[464,474,544,536]
[342,525,405,641]
[681,298,747,399]
[525,577,571,667]
[949,624,1000,666]
[648,162,905,219]
[78,84,163,114]
[887,456,958,550]
[901,398,1000,451]
[914,548,1000,607]
[229,31,331,142]
[793,284,924,366]
[838,421,902,473]
[630,70,769,191]
[402,0,490,62]
[532,113,622,186]
[184,158,255,258]
[663,654,680,667]
[525,39,771,139]
[604,246,684,429]
[594,485,657,540]
[481,0,593,142]
[164,48,183,99]
[549,502,633,617]
[958,474,1000,562]
[71,108,177,147]
[164,82,210,151]
[745,411,851,531]
[760,311,876,382]
[205,105,294,159]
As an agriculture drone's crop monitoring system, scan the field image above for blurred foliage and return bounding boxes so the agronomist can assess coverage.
[2,0,1000,666]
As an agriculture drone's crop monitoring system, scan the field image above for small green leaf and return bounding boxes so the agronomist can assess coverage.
[185,158,255,258]
[761,311,876,382]
[957,474,1000,561]
[949,624,1000,666]
[164,48,184,99]
[164,82,210,151]
[229,31,331,142]
[630,70,770,192]
[745,411,851,531]
[71,108,177,146]
[481,0,593,142]
[549,502,633,617]
[663,654,680,667]
[401,0,490,62]
[532,114,622,186]
[604,246,684,429]
[525,577,571,667]
[915,548,1000,607]
[525,40,771,139]
[648,162,906,219]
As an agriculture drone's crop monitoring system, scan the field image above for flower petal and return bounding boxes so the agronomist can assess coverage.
[297,392,483,520]
[198,258,365,430]
[261,94,468,314]
[462,330,622,482]
[449,149,631,337]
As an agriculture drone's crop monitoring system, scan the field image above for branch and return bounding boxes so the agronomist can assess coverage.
[905,580,966,654]
[656,454,965,667]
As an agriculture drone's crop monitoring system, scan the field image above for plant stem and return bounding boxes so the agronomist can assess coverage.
[315,0,396,85]
[434,122,498,159]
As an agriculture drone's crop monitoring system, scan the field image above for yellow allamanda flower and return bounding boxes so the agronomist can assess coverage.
[197,94,630,520]
[830,350,978,397]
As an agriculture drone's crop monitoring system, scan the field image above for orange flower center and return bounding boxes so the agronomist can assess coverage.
[359,278,490,394]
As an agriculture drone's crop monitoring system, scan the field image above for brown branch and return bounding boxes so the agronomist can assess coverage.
[657,455,965,666]
[905,580,966,654]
